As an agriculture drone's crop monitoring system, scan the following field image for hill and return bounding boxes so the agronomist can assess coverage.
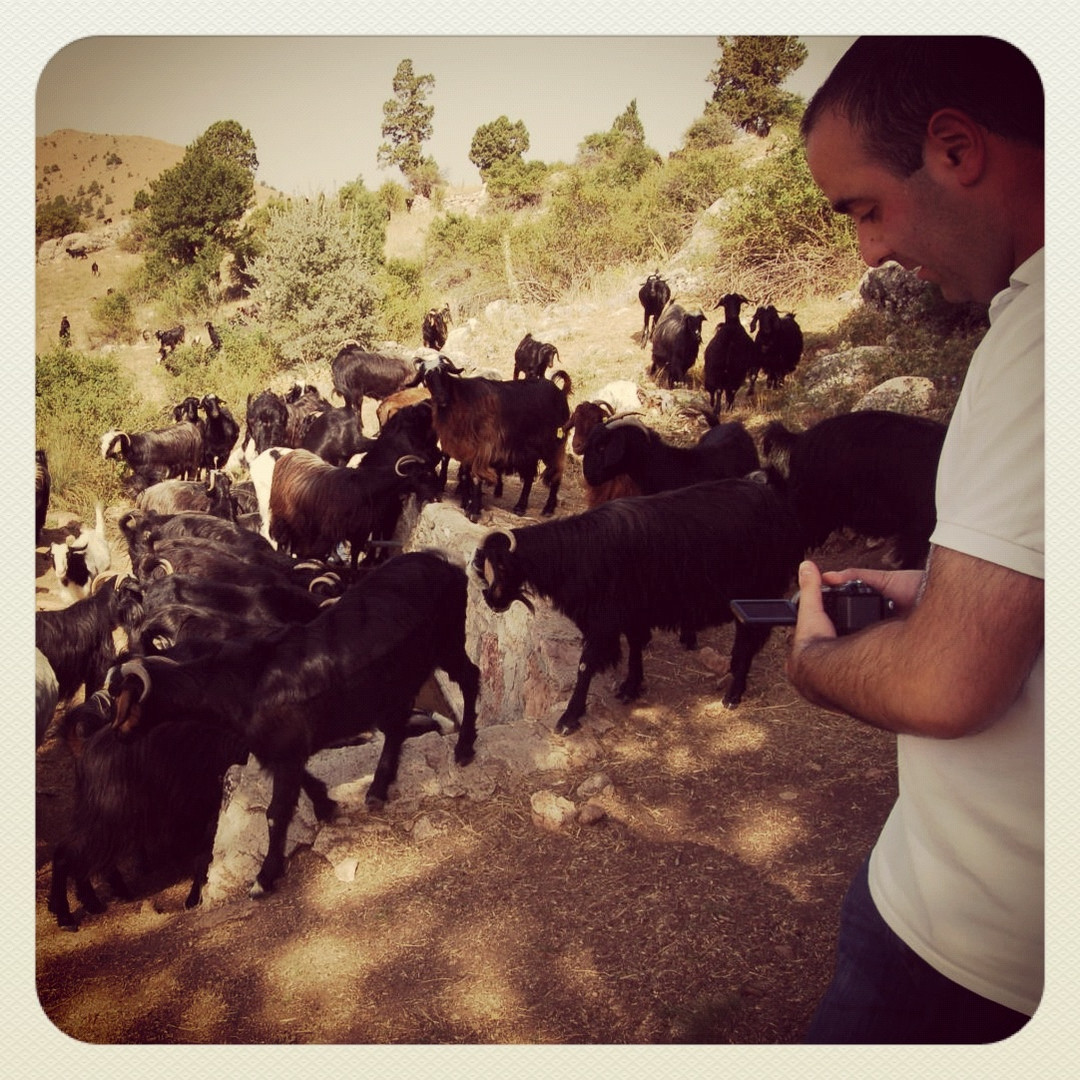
[36,128,282,223]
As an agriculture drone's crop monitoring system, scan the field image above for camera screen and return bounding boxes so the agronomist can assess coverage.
[730,599,797,624]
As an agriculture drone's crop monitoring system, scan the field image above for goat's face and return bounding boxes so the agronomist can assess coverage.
[582,421,644,486]
[472,532,532,614]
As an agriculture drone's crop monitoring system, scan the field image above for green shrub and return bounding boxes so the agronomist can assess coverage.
[36,197,84,244]
[161,326,285,404]
[89,290,138,345]
[35,346,153,514]
[485,158,549,210]
[246,197,382,365]
[376,258,437,344]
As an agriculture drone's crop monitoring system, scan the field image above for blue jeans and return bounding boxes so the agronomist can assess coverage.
[804,856,1032,1044]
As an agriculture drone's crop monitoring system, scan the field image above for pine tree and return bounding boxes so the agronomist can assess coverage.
[469,116,530,177]
[708,36,808,137]
[377,59,438,194]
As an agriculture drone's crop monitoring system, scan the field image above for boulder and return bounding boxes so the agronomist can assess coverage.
[853,376,936,415]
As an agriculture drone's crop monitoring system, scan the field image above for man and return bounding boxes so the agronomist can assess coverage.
[788,37,1044,1043]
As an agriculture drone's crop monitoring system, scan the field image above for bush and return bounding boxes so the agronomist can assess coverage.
[485,158,548,210]
[246,197,382,365]
[161,327,286,405]
[376,258,439,345]
[36,197,84,245]
[710,138,861,301]
[89,291,138,345]
[35,346,153,514]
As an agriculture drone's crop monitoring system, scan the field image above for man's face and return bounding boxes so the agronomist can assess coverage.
[805,109,979,303]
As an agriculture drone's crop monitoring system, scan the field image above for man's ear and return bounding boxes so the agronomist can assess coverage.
[924,108,987,186]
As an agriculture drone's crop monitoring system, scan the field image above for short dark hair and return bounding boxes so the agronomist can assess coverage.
[801,36,1044,176]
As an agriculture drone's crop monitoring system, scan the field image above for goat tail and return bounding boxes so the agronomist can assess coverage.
[550,370,573,398]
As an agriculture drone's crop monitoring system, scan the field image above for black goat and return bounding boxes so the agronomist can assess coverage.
[703,293,758,411]
[35,575,137,710]
[204,321,223,351]
[513,333,560,381]
[36,648,60,746]
[638,273,671,347]
[582,416,758,502]
[48,711,247,930]
[331,346,414,425]
[126,572,327,654]
[473,477,803,732]
[408,353,572,522]
[105,550,481,895]
[762,410,948,569]
[300,406,377,466]
[750,306,803,392]
[268,447,439,567]
[101,420,203,487]
[284,384,333,446]
[120,508,298,578]
[155,324,185,360]
[244,390,290,456]
[649,303,707,388]
[421,304,452,350]
[36,449,51,542]
[200,394,240,472]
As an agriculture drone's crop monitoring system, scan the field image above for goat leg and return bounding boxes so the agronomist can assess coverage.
[723,622,773,708]
[615,626,650,703]
[250,762,303,896]
[301,769,337,821]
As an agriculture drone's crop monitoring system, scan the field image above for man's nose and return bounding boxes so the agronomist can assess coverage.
[858,228,890,268]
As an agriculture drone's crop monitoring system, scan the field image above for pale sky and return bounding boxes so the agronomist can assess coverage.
[36,36,856,196]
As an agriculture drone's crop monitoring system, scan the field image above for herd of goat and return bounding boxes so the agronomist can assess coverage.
[36,282,948,930]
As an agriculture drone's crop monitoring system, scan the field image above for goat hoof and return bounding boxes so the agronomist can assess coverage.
[60,922,79,934]
[249,879,274,899]
[454,743,475,766]
[554,717,581,735]
[365,795,386,813]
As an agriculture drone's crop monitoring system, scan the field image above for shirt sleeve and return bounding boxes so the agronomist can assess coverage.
[930,283,1044,580]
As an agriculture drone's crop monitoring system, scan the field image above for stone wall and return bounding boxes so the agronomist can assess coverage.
[202,499,601,904]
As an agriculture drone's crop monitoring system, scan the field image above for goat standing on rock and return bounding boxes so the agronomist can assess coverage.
[408,353,572,522]
[104,550,481,896]
[473,476,803,733]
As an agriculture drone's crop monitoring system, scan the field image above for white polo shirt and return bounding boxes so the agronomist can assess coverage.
[868,248,1045,1017]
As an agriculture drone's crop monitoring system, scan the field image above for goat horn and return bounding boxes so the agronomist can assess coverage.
[117,659,152,702]
[483,527,517,553]
[394,454,426,476]
[308,573,341,594]
[152,558,174,576]
[207,471,217,492]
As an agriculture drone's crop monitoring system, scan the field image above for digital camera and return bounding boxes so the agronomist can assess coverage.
[730,580,896,637]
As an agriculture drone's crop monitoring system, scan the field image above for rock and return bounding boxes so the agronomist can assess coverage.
[800,346,888,407]
[201,499,604,905]
[853,376,935,415]
[530,790,577,831]
[576,772,614,799]
[577,801,607,826]
[859,262,930,316]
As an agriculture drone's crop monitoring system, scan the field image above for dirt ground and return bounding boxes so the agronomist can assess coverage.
[34,212,901,1046]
